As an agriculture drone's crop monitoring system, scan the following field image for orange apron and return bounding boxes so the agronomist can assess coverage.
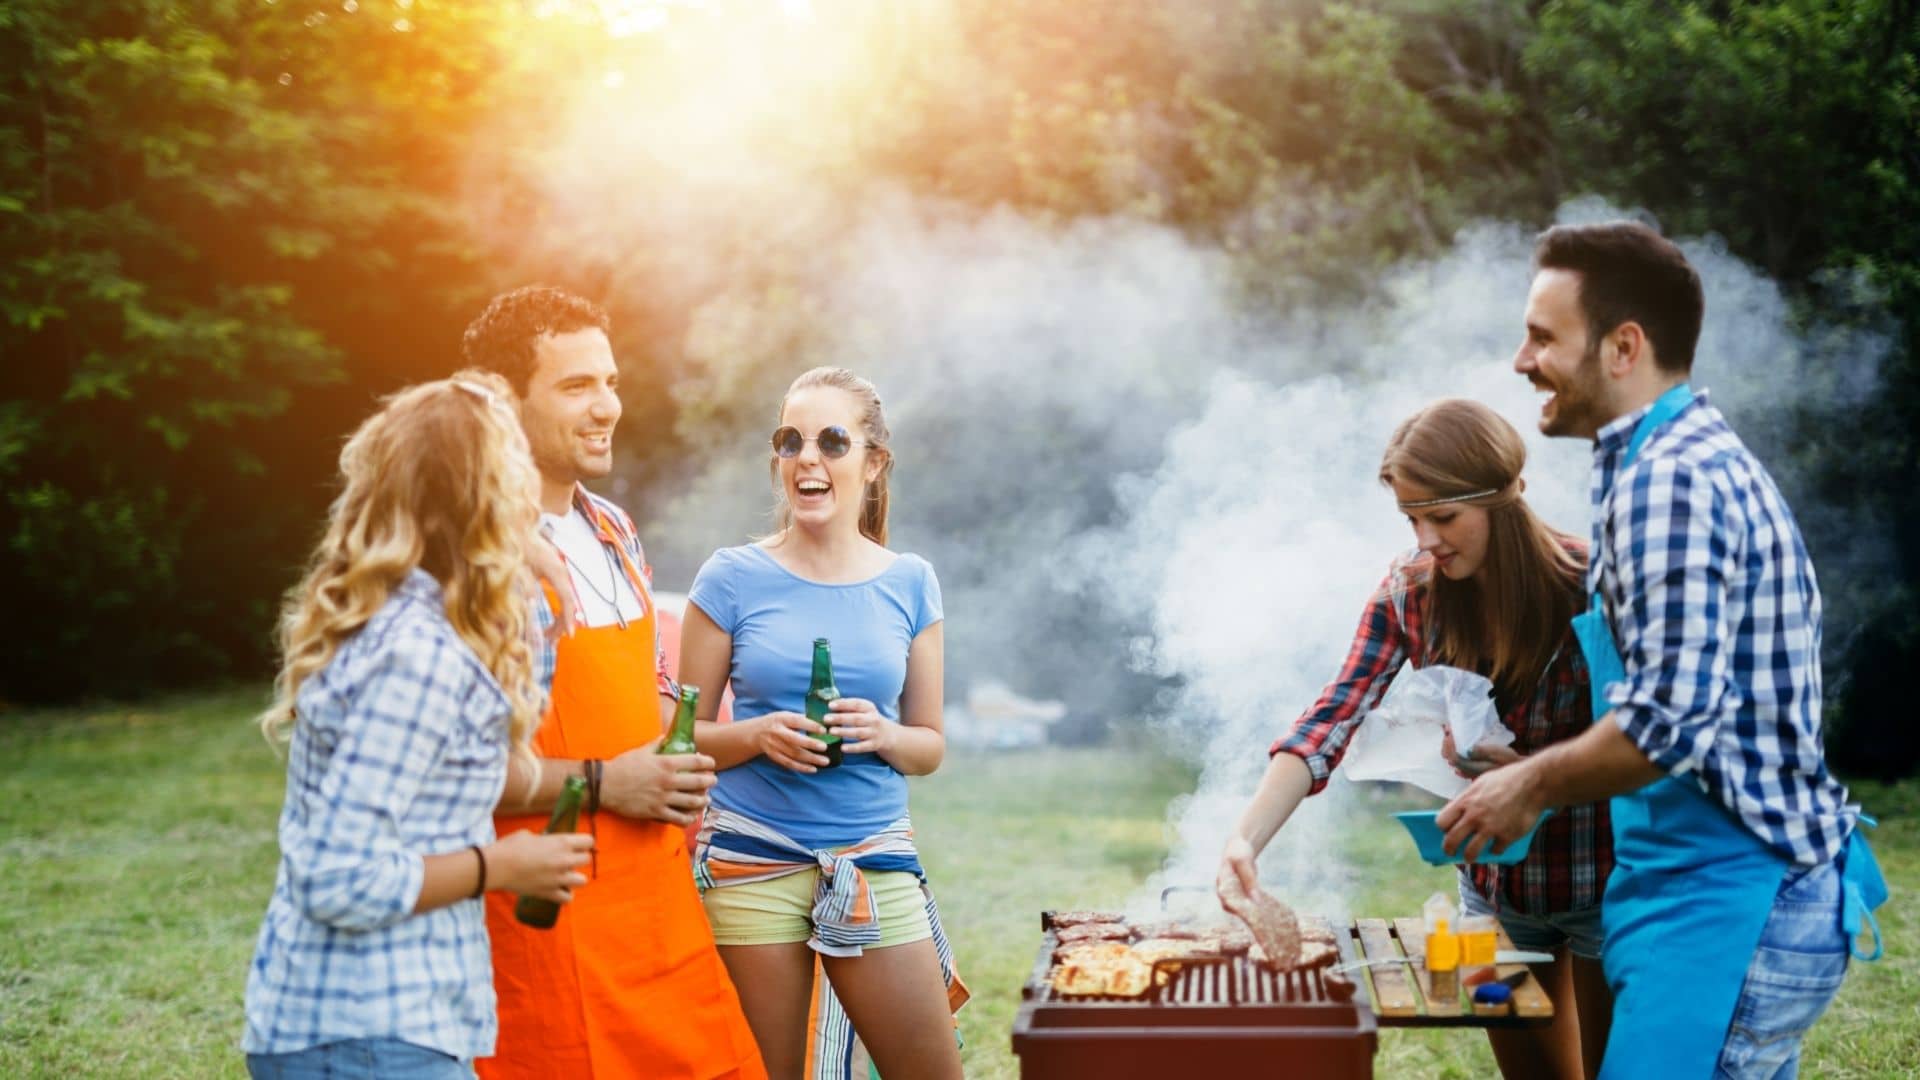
[482,616,766,1080]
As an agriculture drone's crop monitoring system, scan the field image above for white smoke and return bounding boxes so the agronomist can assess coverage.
[628,195,1888,912]
[468,30,1889,906]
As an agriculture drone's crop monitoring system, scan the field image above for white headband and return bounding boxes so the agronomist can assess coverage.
[1397,487,1500,510]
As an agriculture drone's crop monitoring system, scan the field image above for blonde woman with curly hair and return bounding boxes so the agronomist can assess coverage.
[243,372,593,1080]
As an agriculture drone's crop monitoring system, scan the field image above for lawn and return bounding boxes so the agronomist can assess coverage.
[1,691,1914,1078]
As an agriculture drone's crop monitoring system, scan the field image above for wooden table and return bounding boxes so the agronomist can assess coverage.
[1326,916,1555,1027]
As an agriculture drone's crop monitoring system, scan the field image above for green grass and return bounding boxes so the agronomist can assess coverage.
[2,692,1916,1078]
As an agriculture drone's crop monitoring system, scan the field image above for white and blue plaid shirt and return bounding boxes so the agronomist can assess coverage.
[1591,391,1855,866]
[243,569,511,1059]
[529,485,677,699]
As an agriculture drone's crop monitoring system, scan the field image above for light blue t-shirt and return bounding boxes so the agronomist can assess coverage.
[687,543,943,849]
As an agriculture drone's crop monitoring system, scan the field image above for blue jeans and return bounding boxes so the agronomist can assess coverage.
[246,1038,473,1080]
[1715,860,1850,1079]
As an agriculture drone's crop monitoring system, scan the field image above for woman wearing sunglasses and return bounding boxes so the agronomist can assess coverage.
[1217,400,1614,1080]
[678,367,963,1080]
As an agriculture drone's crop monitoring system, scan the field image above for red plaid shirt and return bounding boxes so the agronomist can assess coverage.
[1271,547,1613,916]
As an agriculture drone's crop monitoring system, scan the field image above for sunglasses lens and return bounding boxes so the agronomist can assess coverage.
[771,427,803,458]
[818,426,852,459]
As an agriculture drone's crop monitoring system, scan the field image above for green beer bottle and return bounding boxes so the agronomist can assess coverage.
[660,685,700,756]
[513,773,587,930]
[805,637,843,769]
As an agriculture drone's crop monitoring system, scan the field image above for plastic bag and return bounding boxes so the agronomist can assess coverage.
[1430,666,1511,758]
[1341,664,1510,799]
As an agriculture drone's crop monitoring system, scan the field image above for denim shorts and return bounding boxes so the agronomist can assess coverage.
[1459,882,1605,960]
[1715,860,1849,1079]
[246,1037,473,1079]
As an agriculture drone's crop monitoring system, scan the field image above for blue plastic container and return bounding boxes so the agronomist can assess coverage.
[1394,809,1554,866]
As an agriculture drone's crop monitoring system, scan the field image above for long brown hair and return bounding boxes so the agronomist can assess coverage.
[261,371,545,773]
[1380,399,1585,707]
[770,366,894,545]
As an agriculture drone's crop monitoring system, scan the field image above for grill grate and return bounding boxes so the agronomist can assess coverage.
[1031,951,1347,1007]
[1014,913,1378,1079]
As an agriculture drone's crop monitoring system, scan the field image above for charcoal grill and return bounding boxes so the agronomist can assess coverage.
[1010,910,1379,1079]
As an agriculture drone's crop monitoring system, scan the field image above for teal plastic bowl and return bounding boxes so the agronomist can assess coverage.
[1395,809,1554,866]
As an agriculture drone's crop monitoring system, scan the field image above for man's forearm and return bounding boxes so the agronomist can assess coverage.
[1529,714,1666,808]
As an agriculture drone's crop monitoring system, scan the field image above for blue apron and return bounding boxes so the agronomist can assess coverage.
[1571,385,1885,1079]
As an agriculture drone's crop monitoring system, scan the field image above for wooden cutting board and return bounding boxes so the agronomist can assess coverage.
[1343,917,1554,1027]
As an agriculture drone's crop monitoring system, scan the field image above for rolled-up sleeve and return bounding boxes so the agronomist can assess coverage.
[1273,575,1408,794]
[1607,456,1740,781]
[286,632,456,931]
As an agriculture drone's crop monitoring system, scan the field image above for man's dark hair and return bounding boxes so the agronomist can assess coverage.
[1534,222,1704,374]
[461,286,610,394]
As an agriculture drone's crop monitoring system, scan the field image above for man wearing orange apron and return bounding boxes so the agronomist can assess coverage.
[464,287,766,1079]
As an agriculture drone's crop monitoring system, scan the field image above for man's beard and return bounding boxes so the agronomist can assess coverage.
[1539,342,1608,437]
[532,430,609,489]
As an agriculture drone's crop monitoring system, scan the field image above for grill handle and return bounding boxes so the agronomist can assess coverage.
[1160,884,1216,913]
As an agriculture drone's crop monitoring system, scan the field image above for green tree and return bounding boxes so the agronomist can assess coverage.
[1527,0,1920,775]
[0,0,508,701]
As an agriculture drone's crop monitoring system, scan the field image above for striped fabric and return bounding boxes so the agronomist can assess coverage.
[1589,391,1855,866]
[696,808,925,956]
[695,808,969,1080]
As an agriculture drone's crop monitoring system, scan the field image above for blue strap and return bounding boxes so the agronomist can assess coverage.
[1620,383,1694,471]
[1842,815,1888,961]
[1579,384,1695,715]
[1591,383,1693,608]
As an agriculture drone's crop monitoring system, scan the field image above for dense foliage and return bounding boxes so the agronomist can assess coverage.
[2,0,1914,774]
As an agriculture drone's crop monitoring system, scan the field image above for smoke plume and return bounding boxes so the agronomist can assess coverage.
[469,12,1891,906]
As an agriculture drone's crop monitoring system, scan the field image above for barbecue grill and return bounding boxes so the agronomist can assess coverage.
[1011,909,1379,1079]
[1012,898,1555,1078]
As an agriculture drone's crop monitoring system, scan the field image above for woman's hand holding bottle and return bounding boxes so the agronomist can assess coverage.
[752,712,834,773]
[824,697,893,755]
[487,830,594,903]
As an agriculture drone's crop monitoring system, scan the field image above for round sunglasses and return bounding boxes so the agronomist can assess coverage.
[770,425,867,460]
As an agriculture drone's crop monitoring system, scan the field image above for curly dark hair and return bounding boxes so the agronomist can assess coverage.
[461,286,611,394]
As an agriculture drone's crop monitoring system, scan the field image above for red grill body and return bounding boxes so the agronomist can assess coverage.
[1011,912,1378,1079]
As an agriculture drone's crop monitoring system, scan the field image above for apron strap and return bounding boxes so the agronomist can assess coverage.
[1841,814,1888,962]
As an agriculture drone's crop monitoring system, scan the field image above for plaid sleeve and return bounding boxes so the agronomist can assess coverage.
[530,588,557,700]
[1607,455,1738,782]
[1272,574,1409,795]
[286,630,455,931]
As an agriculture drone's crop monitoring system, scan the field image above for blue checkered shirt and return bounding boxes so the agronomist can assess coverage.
[1590,391,1855,866]
[243,570,510,1058]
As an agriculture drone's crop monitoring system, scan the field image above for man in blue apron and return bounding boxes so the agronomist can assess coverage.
[1438,222,1884,1078]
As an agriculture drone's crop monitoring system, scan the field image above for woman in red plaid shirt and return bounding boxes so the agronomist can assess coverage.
[1218,399,1613,1080]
